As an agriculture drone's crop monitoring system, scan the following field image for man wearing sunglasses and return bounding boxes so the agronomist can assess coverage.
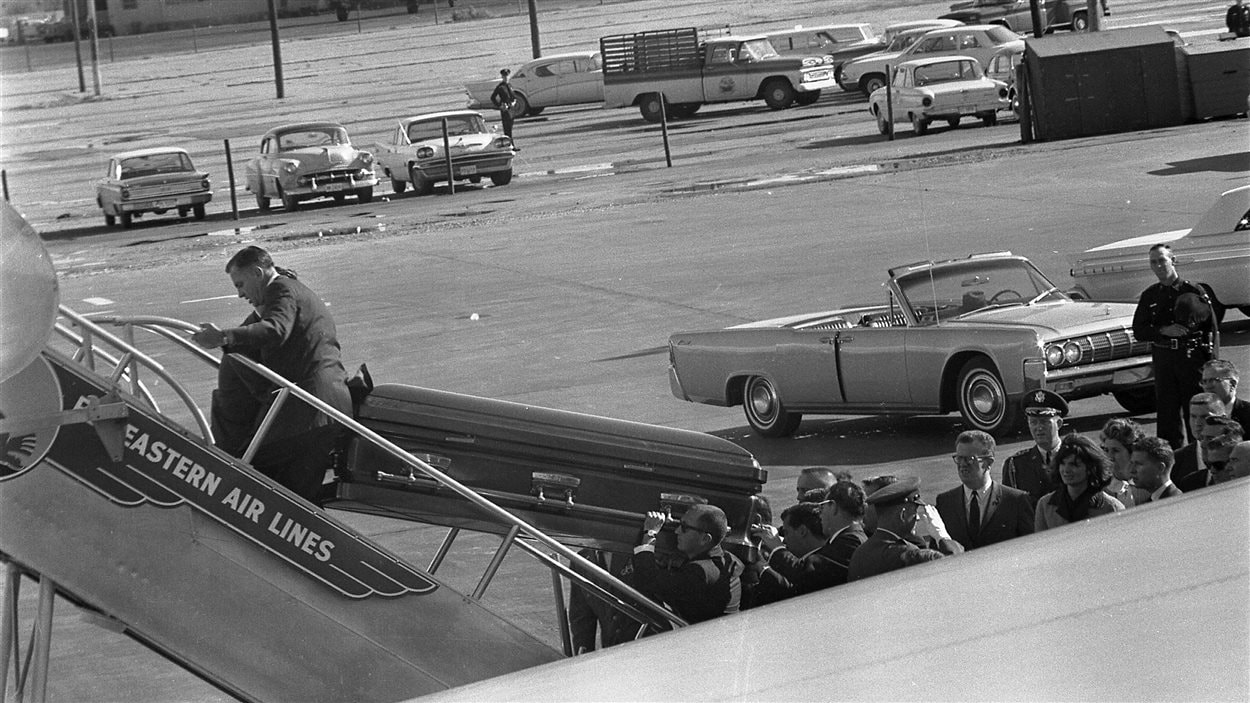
[631,504,742,624]
[1178,416,1245,492]
[936,430,1034,550]
[1200,360,1250,431]
[847,477,963,582]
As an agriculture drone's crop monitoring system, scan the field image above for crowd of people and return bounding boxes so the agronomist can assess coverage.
[570,359,1249,651]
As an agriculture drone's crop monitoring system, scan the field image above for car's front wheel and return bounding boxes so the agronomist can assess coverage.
[956,358,1020,436]
[1071,11,1089,31]
[947,117,961,128]
[911,113,930,135]
[742,376,802,438]
[356,187,373,204]
[860,74,887,96]
[409,165,434,195]
[876,111,893,136]
[119,212,132,229]
[279,186,299,212]
[104,212,115,227]
[1113,388,1155,416]
[391,176,407,194]
[256,194,270,213]
[490,169,513,186]
[762,79,796,109]
[193,203,206,220]
[980,111,998,126]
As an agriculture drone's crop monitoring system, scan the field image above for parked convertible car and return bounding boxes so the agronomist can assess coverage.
[1068,184,1250,320]
[374,111,516,195]
[668,253,1154,437]
[465,52,603,118]
[244,122,377,212]
[841,24,1024,96]
[95,147,211,228]
[868,56,1010,135]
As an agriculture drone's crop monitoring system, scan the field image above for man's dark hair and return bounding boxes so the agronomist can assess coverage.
[799,487,827,503]
[226,245,273,273]
[780,503,825,539]
[1205,415,1246,442]
[1132,436,1174,469]
[825,480,866,519]
[752,495,773,527]
[1149,243,1174,258]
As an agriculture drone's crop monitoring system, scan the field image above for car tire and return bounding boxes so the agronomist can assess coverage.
[178,206,189,219]
[981,111,998,127]
[947,117,961,128]
[193,204,206,220]
[861,74,887,97]
[119,212,132,229]
[510,93,530,119]
[410,165,434,195]
[279,186,299,212]
[794,90,820,106]
[876,112,893,136]
[639,93,667,123]
[490,169,513,186]
[762,79,796,109]
[256,194,270,213]
[955,358,1019,436]
[742,375,802,438]
[527,106,545,116]
[391,177,407,194]
[911,113,929,135]
[1071,11,1088,31]
[1112,388,1155,416]
[104,212,115,227]
[356,187,373,204]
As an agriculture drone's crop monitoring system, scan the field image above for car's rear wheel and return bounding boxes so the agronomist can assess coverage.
[980,111,998,126]
[119,212,132,229]
[1071,11,1089,31]
[510,93,530,118]
[860,74,887,96]
[193,204,206,220]
[956,358,1019,436]
[104,212,115,227]
[911,113,930,135]
[356,187,373,204]
[1113,388,1155,416]
[794,90,820,106]
[410,165,434,195]
[668,102,701,118]
[638,93,667,123]
[742,376,802,438]
[490,169,513,186]
[762,79,796,109]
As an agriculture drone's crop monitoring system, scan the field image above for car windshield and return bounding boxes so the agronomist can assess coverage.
[740,38,780,60]
[885,32,926,52]
[276,127,349,151]
[896,258,1068,325]
[407,115,486,142]
[985,26,1021,44]
[913,60,982,85]
[118,152,194,178]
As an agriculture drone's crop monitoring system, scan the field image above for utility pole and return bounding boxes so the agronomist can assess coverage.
[266,0,285,98]
[86,0,102,95]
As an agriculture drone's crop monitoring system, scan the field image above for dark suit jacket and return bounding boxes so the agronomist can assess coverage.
[1232,398,1250,434]
[936,482,1034,550]
[1002,446,1056,508]
[1176,468,1212,493]
[1145,483,1184,502]
[765,525,867,599]
[1172,444,1198,483]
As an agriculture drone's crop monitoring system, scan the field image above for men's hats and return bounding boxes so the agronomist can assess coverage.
[500,68,511,76]
[865,476,922,507]
[1022,389,1069,418]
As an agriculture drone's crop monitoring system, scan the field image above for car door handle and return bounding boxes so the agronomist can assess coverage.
[840,335,854,343]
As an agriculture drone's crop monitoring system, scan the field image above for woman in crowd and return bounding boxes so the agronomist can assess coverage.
[1035,434,1125,531]
[1099,418,1150,508]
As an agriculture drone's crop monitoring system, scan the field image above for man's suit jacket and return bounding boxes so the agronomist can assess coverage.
[936,482,1034,550]
[1231,398,1250,433]
[1172,444,1198,482]
[1145,483,1184,502]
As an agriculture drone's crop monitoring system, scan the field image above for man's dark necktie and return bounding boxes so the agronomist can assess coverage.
[968,491,981,544]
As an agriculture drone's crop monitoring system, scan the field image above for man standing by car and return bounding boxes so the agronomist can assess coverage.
[491,68,518,143]
[1132,244,1216,449]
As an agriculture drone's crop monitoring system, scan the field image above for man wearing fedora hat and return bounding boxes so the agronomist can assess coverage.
[1003,389,1067,508]
[847,477,962,582]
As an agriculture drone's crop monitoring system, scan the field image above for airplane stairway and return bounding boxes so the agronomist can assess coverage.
[0,306,685,702]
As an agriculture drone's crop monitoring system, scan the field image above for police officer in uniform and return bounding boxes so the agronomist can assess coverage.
[846,477,962,582]
[1132,244,1216,449]
[1003,389,1067,508]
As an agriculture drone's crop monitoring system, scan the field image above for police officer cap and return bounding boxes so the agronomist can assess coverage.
[1022,389,1068,418]
[865,476,922,506]
[500,68,511,76]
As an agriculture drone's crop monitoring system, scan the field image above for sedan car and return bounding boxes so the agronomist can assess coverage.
[984,44,1025,114]
[668,253,1154,437]
[244,122,377,212]
[1068,184,1250,320]
[374,111,515,195]
[841,24,1024,96]
[465,52,603,118]
[95,147,211,228]
[869,56,1010,135]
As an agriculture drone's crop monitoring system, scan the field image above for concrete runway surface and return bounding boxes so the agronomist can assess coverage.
[2,0,1248,699]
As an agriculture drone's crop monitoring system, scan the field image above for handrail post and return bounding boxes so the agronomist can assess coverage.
[473,525,521,600]
[30,576,55,703]
[428,528,460,574]
[552,561,573,656]
[1,562,19,703]
[242,387,290,464]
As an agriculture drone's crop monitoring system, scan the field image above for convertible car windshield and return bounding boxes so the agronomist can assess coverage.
[897,258,1068,324]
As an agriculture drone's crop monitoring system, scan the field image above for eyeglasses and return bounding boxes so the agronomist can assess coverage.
[952,455,992,467]
[1200,376,1233,385]
[676,522,709,535]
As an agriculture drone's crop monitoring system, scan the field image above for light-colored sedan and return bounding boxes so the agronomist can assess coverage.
[465,52,603,118]
[95,147,211,228]
[841,24,1024,96]
[869,56,1010,135]
[244,122,377,212]
[374,111,515,195]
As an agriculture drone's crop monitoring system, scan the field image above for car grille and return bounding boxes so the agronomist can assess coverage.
[128,182,206,199]
[1068,329,1150,364]
[300,169,371,187]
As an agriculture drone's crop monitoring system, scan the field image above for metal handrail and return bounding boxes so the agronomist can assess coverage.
[57,310,687,636]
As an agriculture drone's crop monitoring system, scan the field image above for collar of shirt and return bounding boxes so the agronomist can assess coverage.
[963,479,992,511]
[874,528,907,544]
[825,524,851,544]
[1150,481,1175,501]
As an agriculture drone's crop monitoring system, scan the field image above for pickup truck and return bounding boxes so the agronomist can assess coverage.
[599,27,839,123]
[940,0,1104,34]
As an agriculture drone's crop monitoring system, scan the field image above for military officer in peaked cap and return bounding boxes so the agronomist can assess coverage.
[1003,389,1068,508]
[847,477,963,582]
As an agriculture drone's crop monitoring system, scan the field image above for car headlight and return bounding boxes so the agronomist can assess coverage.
[1044,344,1064,367]
[360,152,374,165]
[998,87,1009,98]
[120,187,130,200]
[416,147,434,159]
[493,137,513,149]
[1063,341,1082,364]
[922,96,933,107]
[201,178,211,190]
[282,162,298,174]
